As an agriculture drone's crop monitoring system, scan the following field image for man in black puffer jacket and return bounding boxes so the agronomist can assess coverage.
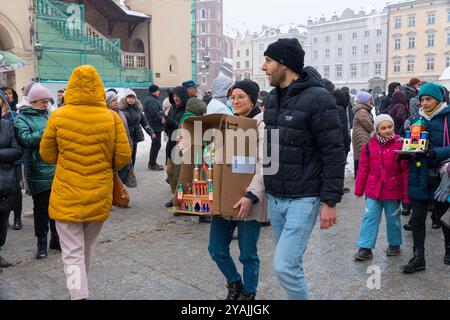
[261,38,346,300]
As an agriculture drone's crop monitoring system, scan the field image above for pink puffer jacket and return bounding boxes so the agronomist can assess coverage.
[355,134,410,202]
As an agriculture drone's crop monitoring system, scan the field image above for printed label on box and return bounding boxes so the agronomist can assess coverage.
[232,156,256,174]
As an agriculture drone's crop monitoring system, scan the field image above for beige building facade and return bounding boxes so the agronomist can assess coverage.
[387,0,450,85]
[125,0,192,88]
[0,0,36,96]
[232,31,254,82]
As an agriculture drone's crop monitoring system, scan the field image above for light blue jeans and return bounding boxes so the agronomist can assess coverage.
[357,197,403,249]
[268,195,321,300]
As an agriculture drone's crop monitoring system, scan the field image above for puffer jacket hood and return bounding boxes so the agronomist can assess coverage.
[388,82,401,96]
[391,91,407,106]
[64,65,107,108]
[169,86,189,109]
[118,90,144,112]
[211,76,233,104]
[332,89,350,107]
[186,98,206,115]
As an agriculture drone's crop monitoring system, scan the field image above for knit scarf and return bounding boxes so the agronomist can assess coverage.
[423,102,442,117]
[376,132,394,145]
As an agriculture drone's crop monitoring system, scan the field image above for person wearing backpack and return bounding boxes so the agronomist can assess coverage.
[354,115,409,261]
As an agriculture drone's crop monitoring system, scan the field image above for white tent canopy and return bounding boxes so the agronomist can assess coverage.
[439,67,450,89]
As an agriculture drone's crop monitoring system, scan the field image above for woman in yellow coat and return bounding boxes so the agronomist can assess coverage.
[40,65,131,300]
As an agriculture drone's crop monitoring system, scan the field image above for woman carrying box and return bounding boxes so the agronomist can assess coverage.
[208,80,267,300]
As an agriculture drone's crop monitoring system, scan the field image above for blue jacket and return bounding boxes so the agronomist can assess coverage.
[408,104,450,200]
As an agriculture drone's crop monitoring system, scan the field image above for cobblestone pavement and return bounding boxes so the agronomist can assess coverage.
[0,137,449,300]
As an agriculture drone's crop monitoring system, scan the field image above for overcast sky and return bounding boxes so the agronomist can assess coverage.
[223,0,392,33]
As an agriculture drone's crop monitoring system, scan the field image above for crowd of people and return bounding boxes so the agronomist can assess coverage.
[0,37,449,301]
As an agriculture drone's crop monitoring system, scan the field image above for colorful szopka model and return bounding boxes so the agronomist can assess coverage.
[402,119,429,152]
[177,140,215,213]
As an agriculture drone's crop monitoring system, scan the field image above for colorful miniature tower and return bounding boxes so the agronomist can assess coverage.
[403,119,429,151]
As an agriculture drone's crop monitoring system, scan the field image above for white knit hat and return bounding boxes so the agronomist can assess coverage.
[374,114,394,131]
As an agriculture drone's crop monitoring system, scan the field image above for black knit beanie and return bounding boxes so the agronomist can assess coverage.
[264,38,305,75]
[231,80,260,106]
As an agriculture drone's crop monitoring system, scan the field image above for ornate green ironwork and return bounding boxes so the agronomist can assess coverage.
[35,0,151,87]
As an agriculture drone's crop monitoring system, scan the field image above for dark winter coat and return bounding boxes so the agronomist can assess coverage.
[0,119,23,193]
[403,85,418,105]
[333,89,351,155]
[408,103,450,200]
[378,82,401,115]
[143,94,164,133]
[387,92,409,135]
[119,98,154,144]
[263,66,346,203]
[14,106,55,195]
[165,86,188,160]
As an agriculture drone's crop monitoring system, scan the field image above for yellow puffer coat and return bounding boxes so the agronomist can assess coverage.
[39,65,132,223]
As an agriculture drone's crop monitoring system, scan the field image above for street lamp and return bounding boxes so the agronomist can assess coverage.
[34,42,43,60]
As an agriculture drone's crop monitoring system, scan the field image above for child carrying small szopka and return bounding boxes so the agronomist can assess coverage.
[354,114,410,261]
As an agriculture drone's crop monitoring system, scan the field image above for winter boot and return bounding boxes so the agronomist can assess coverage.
[444,244,450,266]
[401,248,426,274]
[225,280,243,300]
[386,245,401,257]
[49,232,61,251]
[13,213,22,231]
[36,236,48,260]
[237,292,256,300]
[354,248,373,261]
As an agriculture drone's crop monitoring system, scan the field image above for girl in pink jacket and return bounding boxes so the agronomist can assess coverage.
[354,114,410,261]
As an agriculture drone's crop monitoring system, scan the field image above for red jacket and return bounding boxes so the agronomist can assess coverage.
[355,134,410,202]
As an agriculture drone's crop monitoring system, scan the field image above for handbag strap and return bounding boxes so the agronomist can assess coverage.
[109,110,117,171]
[444,116,449,147]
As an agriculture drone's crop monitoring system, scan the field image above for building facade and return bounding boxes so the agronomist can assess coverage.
[126,0,192,88]
[306,8,388,93]
[232,31,254,82]
[251,25,307,90]
[387,0,450,85]
[0,0,36,96]
[194,0,232,93]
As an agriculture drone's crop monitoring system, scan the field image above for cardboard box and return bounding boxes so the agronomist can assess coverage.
[172,114,257,217]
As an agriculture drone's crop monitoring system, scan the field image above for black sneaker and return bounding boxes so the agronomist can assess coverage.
[444,245,450,265]
[386,245,401,257]
[432,220,442,229]
[403,223,412,231]
[343,187,351,194]
[354,248,373,261]
[165,200,174,208]
[225,280,243,300]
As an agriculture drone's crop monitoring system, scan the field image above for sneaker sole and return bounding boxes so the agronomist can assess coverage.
[354,254,373,261]
[401,266,426,274]
[386,252,401,257]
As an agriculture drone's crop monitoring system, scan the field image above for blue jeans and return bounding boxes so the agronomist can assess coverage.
[268,195,321,300]
[357,197,402,249]
[208,217,262,295]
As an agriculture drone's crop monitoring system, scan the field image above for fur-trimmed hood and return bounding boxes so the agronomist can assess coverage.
[119,90,143,112]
